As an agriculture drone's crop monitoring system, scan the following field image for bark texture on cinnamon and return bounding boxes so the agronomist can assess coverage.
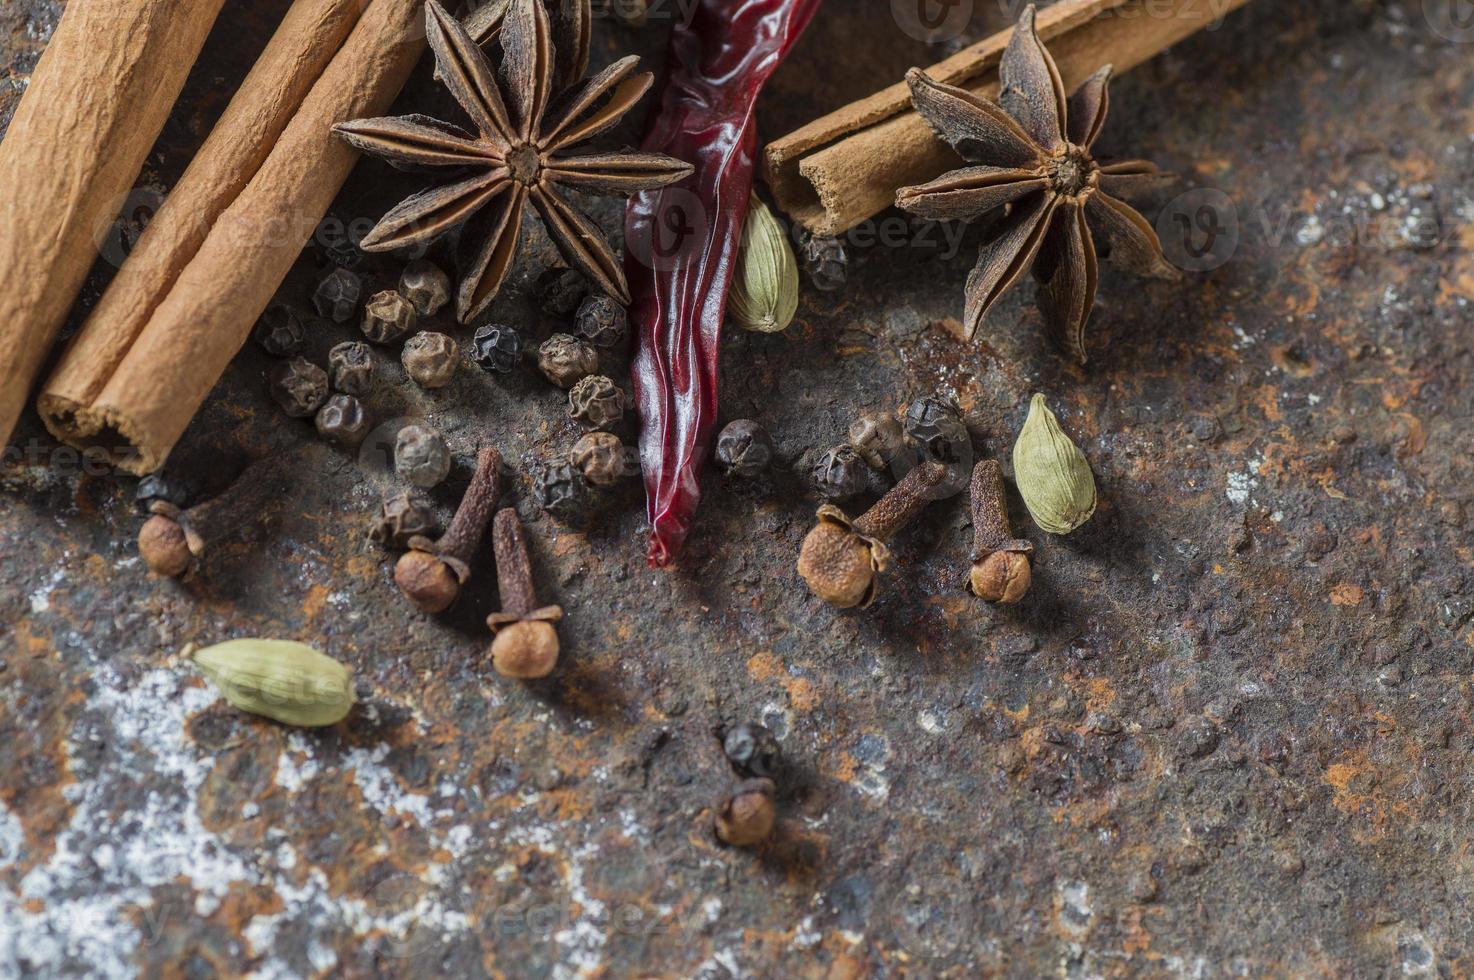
[761,0,1255,236]
[32,0,425,474]
[39,0,373,450]
[0,0,227,448]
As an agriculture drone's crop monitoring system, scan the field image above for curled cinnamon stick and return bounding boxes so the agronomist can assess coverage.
[37,0,426,474]
[763,0,1254,236]
[0,0,227,448]
[39,0,374,451]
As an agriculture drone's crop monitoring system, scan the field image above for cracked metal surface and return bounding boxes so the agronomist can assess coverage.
[4,0,1474,976]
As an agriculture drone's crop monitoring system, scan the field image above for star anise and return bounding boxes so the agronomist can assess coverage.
[462,0,590,92]
[333,0,692,323]
[896,4,1179,364]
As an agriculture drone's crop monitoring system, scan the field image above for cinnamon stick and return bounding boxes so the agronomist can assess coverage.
[763,0,1254,236]
[39,0,374,449]
[0,0,227,448]
[37,0,427,475]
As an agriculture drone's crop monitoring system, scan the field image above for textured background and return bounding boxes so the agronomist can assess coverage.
[4,0,1474,976]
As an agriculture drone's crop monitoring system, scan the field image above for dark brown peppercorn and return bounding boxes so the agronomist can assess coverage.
[533,458,590,523]
[569,432,627,487]
[904,394,968,466]
[267,358,328,418]
[252,304,306,357]
[314,394,371,447]
[361,290,418,345]
[812,444,866,499]
[394,424,451,488]
[399,259,451,317]
[715,778,777,847]
[714,420,773,478]
[798,231,847,292]
[573,294,628,348]
[537,333,598,389]
[134,473,196,514]
[394,447,502,613]
[369,491,439,548]
[488,508,564,679]
[967,459,1033,603]
[536,266,586,316]
[313,268,362,323]
[567,375,625,429]
[724,723,780,779]
[401,331,459,389]
[327,341,375,396]
[471,324,522,374]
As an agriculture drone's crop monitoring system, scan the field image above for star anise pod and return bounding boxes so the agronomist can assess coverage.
[896,4,1179,364]
[333,0,692,323]
[462,0,590,92]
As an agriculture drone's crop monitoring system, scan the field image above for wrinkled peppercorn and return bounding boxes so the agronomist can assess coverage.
[536,266,586,316]
[567,375,625,429]
[395,424,452,488]
[569,431,626,487]
[848,411,905,471]
[268,358,329,418]
[714,419,773,478]
[533,458,590,522]
[314,268,362,323]
[904,394,969,466]
[252,304,306,357]
[537,333,598,389]
[361,290,418,345]
[135,473,196,514]
[327,341,375,396]
[320,229,363,270]
[798,231,847,292]
[724,723,780,779]
[314,394,371,446]
[812,444,866,499]
[369,491,439,548]
[402,332,460,389]
[399,259,451,317]
[470,324,522,374]
[573,294,628,348]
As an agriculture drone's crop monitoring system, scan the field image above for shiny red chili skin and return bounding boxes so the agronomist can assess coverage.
[625,0,821,568]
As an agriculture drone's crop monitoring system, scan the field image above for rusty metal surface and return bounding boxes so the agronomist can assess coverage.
[4,0,1474,976]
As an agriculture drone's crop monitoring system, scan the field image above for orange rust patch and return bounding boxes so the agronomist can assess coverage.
[746,650,782,682]
[1329,583,1364,607]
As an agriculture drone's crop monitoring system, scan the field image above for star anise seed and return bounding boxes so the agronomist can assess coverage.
[896,4,1179,364]
[333,0,692,324]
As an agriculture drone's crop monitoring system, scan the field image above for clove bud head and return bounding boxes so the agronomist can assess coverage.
[969,551,1031,604]
[139,515,192,578]
[490,620,560,679]
[716,778,777,847]
[796,506,889,609]
[394,550,461,613]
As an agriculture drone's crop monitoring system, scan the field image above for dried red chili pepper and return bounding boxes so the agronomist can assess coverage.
[626,0,821,568]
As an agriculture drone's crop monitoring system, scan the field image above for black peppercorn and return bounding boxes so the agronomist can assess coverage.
[536,266,587,317]
[723,723,780,779]
[399,260,451,317]
[319,230,363,270]
[401,331,459,389]
[567,375,625,429]
[537,333,598,389]
[369,491,439,548]
[327,341,375,396]
[798,231,847,292]
[812,444,866,499]
[314,394,372,446]
[313,268,362,323]
[471,324,522,374]
[361,290,418,345]
[573,294,628,349]
[268,358,328,418]
[533,458,590,523]
[569,432,627,487]
[904,394,969,466]
[714,420,773,478]
[395,424,452,488]
[252,304,306,357]
[135,473,196,514]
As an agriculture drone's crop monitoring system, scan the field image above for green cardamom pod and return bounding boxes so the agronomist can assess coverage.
[728,194,799,333]
[191,639,354,727]
[1012,393,1097,535]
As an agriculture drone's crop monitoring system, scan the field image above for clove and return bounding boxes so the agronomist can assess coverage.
[394,446,502,613]
[487,508,563,679]
[797,460,948,609]
[138,456,287,578]
[967,459,1033,603]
